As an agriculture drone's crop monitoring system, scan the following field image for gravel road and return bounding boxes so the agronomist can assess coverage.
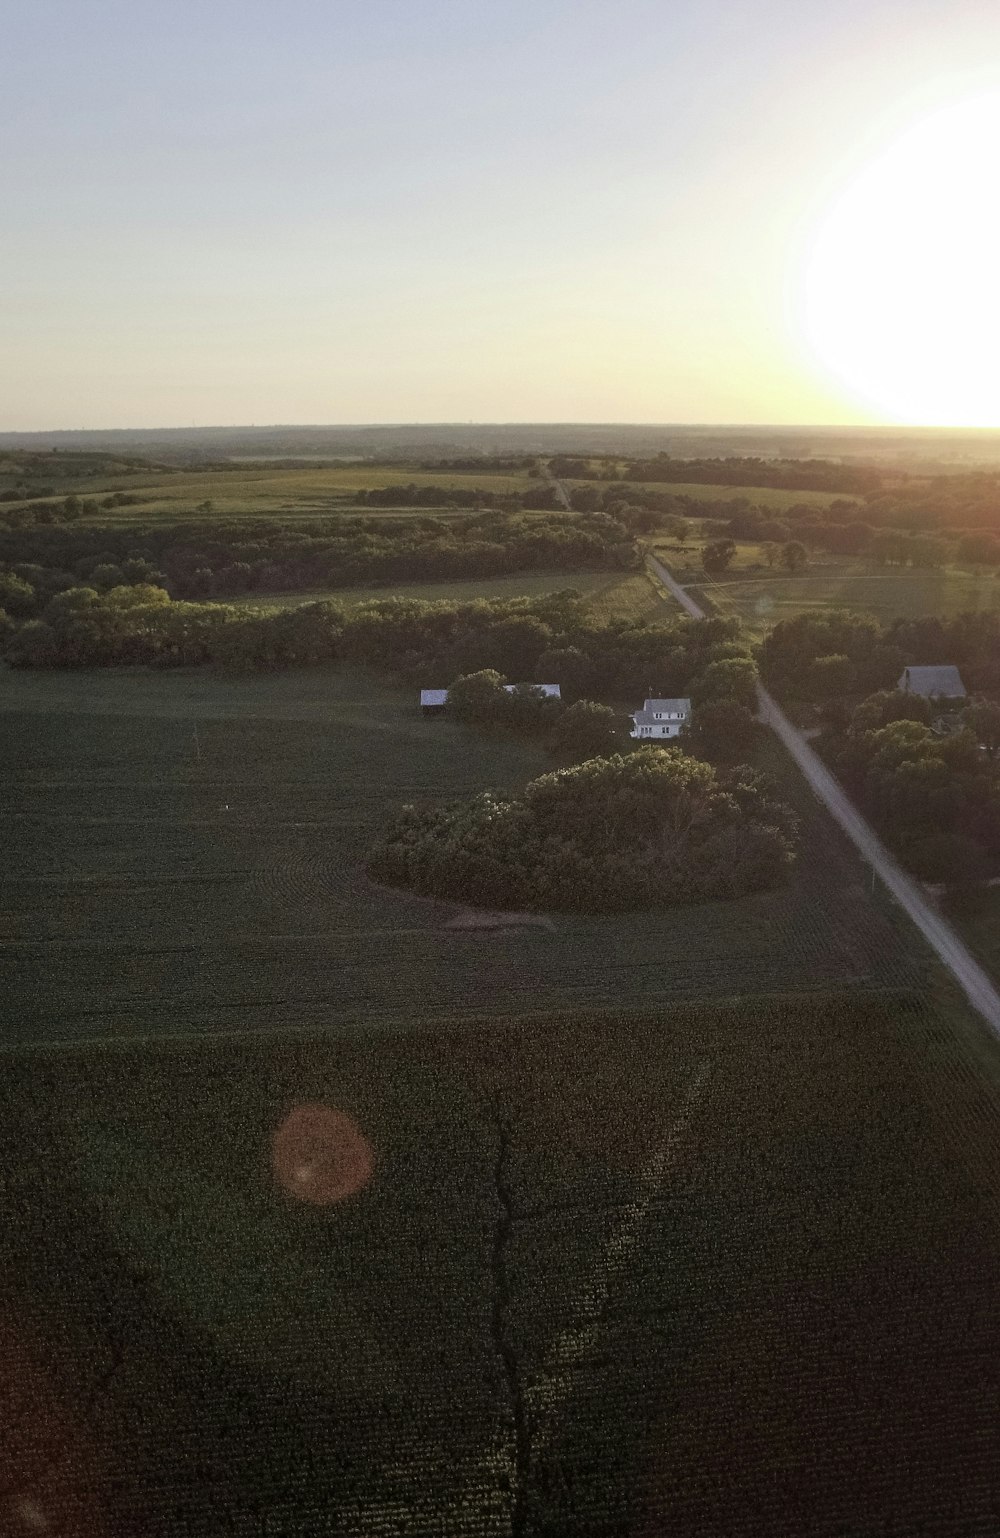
[648,553,1000,1036]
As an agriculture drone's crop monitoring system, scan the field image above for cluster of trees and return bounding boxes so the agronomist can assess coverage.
[0,510,634,613]
[0,586,759,713]
[701,538,807,575]
[442,665,759,766]
[417,456,535,474]
[760,609,1000,703]
[821,689,1000,883]
[446,670,621,757]
[368,750,797,913]
[621,455,880,496]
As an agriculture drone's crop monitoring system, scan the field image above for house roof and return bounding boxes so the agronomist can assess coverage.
[419,688,448,707]
[898,666,967,698]
[503,683,561,698]
[632,711,687,728]
[631,699,692,727]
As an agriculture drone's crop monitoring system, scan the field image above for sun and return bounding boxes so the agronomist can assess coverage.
[801,95,1000,427]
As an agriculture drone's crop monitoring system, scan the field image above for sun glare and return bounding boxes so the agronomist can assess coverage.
[802,95,1000,426]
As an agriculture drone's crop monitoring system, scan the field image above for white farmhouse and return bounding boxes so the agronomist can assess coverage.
[630,697,691,740]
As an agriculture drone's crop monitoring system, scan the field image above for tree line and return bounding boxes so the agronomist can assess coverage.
[0,586,755,711]
[0,510,635,614]
[759,608,1000,702]
[758,606,1000,886]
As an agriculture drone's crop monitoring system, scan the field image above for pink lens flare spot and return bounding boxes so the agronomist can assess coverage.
[272,1104,375,1205]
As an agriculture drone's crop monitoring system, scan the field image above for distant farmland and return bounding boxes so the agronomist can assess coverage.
[658,548,1000,635]
[0,666,925,1045]
[575,478,850,510]
[4,463,539,523]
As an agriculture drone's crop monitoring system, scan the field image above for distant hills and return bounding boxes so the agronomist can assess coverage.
[3,422,1000,467]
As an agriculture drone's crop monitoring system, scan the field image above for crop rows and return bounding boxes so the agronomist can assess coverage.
[1,995,999,1533]
[0,675,926,1044]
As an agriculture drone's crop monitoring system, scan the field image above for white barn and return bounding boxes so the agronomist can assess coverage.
[898,666,967,700]
[630,697,691,740]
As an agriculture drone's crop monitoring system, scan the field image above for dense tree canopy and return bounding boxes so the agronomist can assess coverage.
[0,509,634,613]
[760,607,1000,702]
[369,750,797,913]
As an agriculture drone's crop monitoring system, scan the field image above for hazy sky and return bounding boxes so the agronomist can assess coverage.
[5,0,1000,429]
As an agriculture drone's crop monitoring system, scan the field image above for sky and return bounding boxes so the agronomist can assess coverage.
[4,0,1000,430]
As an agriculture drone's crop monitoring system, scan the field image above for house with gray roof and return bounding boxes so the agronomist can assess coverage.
[898,666,967,700]
[629,697,691,740]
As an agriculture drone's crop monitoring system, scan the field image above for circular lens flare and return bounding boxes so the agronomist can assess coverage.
[272,1104,375,1205]
[803,95,1000,426]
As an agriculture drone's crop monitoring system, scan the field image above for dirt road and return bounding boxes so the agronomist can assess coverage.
[648,554,1000,1036]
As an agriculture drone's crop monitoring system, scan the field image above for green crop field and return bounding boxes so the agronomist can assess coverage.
[5,463,537,523]
[2,989,1000,1533]
[658,553,1000,635]
[212,569,630,614]
[580,479,849,510]
[0,666,928,1046]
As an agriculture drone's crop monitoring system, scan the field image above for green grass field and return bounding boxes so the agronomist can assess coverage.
[3,989,1000,1533]
[0,665,926,1046]
[658,550,1000,635]
[211,568,633,614]
[584,479,851,510]
[4,463,537,523]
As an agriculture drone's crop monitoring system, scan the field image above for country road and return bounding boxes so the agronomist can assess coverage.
[648,553,1000,1038]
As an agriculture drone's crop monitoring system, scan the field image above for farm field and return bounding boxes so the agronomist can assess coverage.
[659,553,1000,635]
[3,990,1000,1533]
[574,479,850,510]
[6,463,537,522]
[0,665,929,1046]
[211,568,634,614]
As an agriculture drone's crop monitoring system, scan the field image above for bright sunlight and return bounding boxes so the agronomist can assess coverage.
[802,94,1000,427]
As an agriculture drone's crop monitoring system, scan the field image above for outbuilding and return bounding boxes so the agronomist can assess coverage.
[419,688,449,716]
[898,666,967,701]
[629,697,692,740]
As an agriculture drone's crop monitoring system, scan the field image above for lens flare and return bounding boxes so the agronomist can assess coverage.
[272,1104,375,1205]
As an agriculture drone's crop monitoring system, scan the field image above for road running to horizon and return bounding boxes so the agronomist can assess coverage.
[648,553,1000,1039]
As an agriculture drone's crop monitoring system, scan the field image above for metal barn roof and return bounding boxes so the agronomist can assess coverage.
[419,689,449,707]
[898,666,967,699]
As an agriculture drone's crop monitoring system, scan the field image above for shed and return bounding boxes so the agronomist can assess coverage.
[898,666,967,700]
[420,688,449,716]
[630,697,692,740]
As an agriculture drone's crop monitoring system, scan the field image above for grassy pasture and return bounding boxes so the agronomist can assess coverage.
[4,464,536,523]
[0,665,926,1046]
[211,569,630,614]
[2,991,1000,1532]
[575,479,849,510]
[657,548,1000,635]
